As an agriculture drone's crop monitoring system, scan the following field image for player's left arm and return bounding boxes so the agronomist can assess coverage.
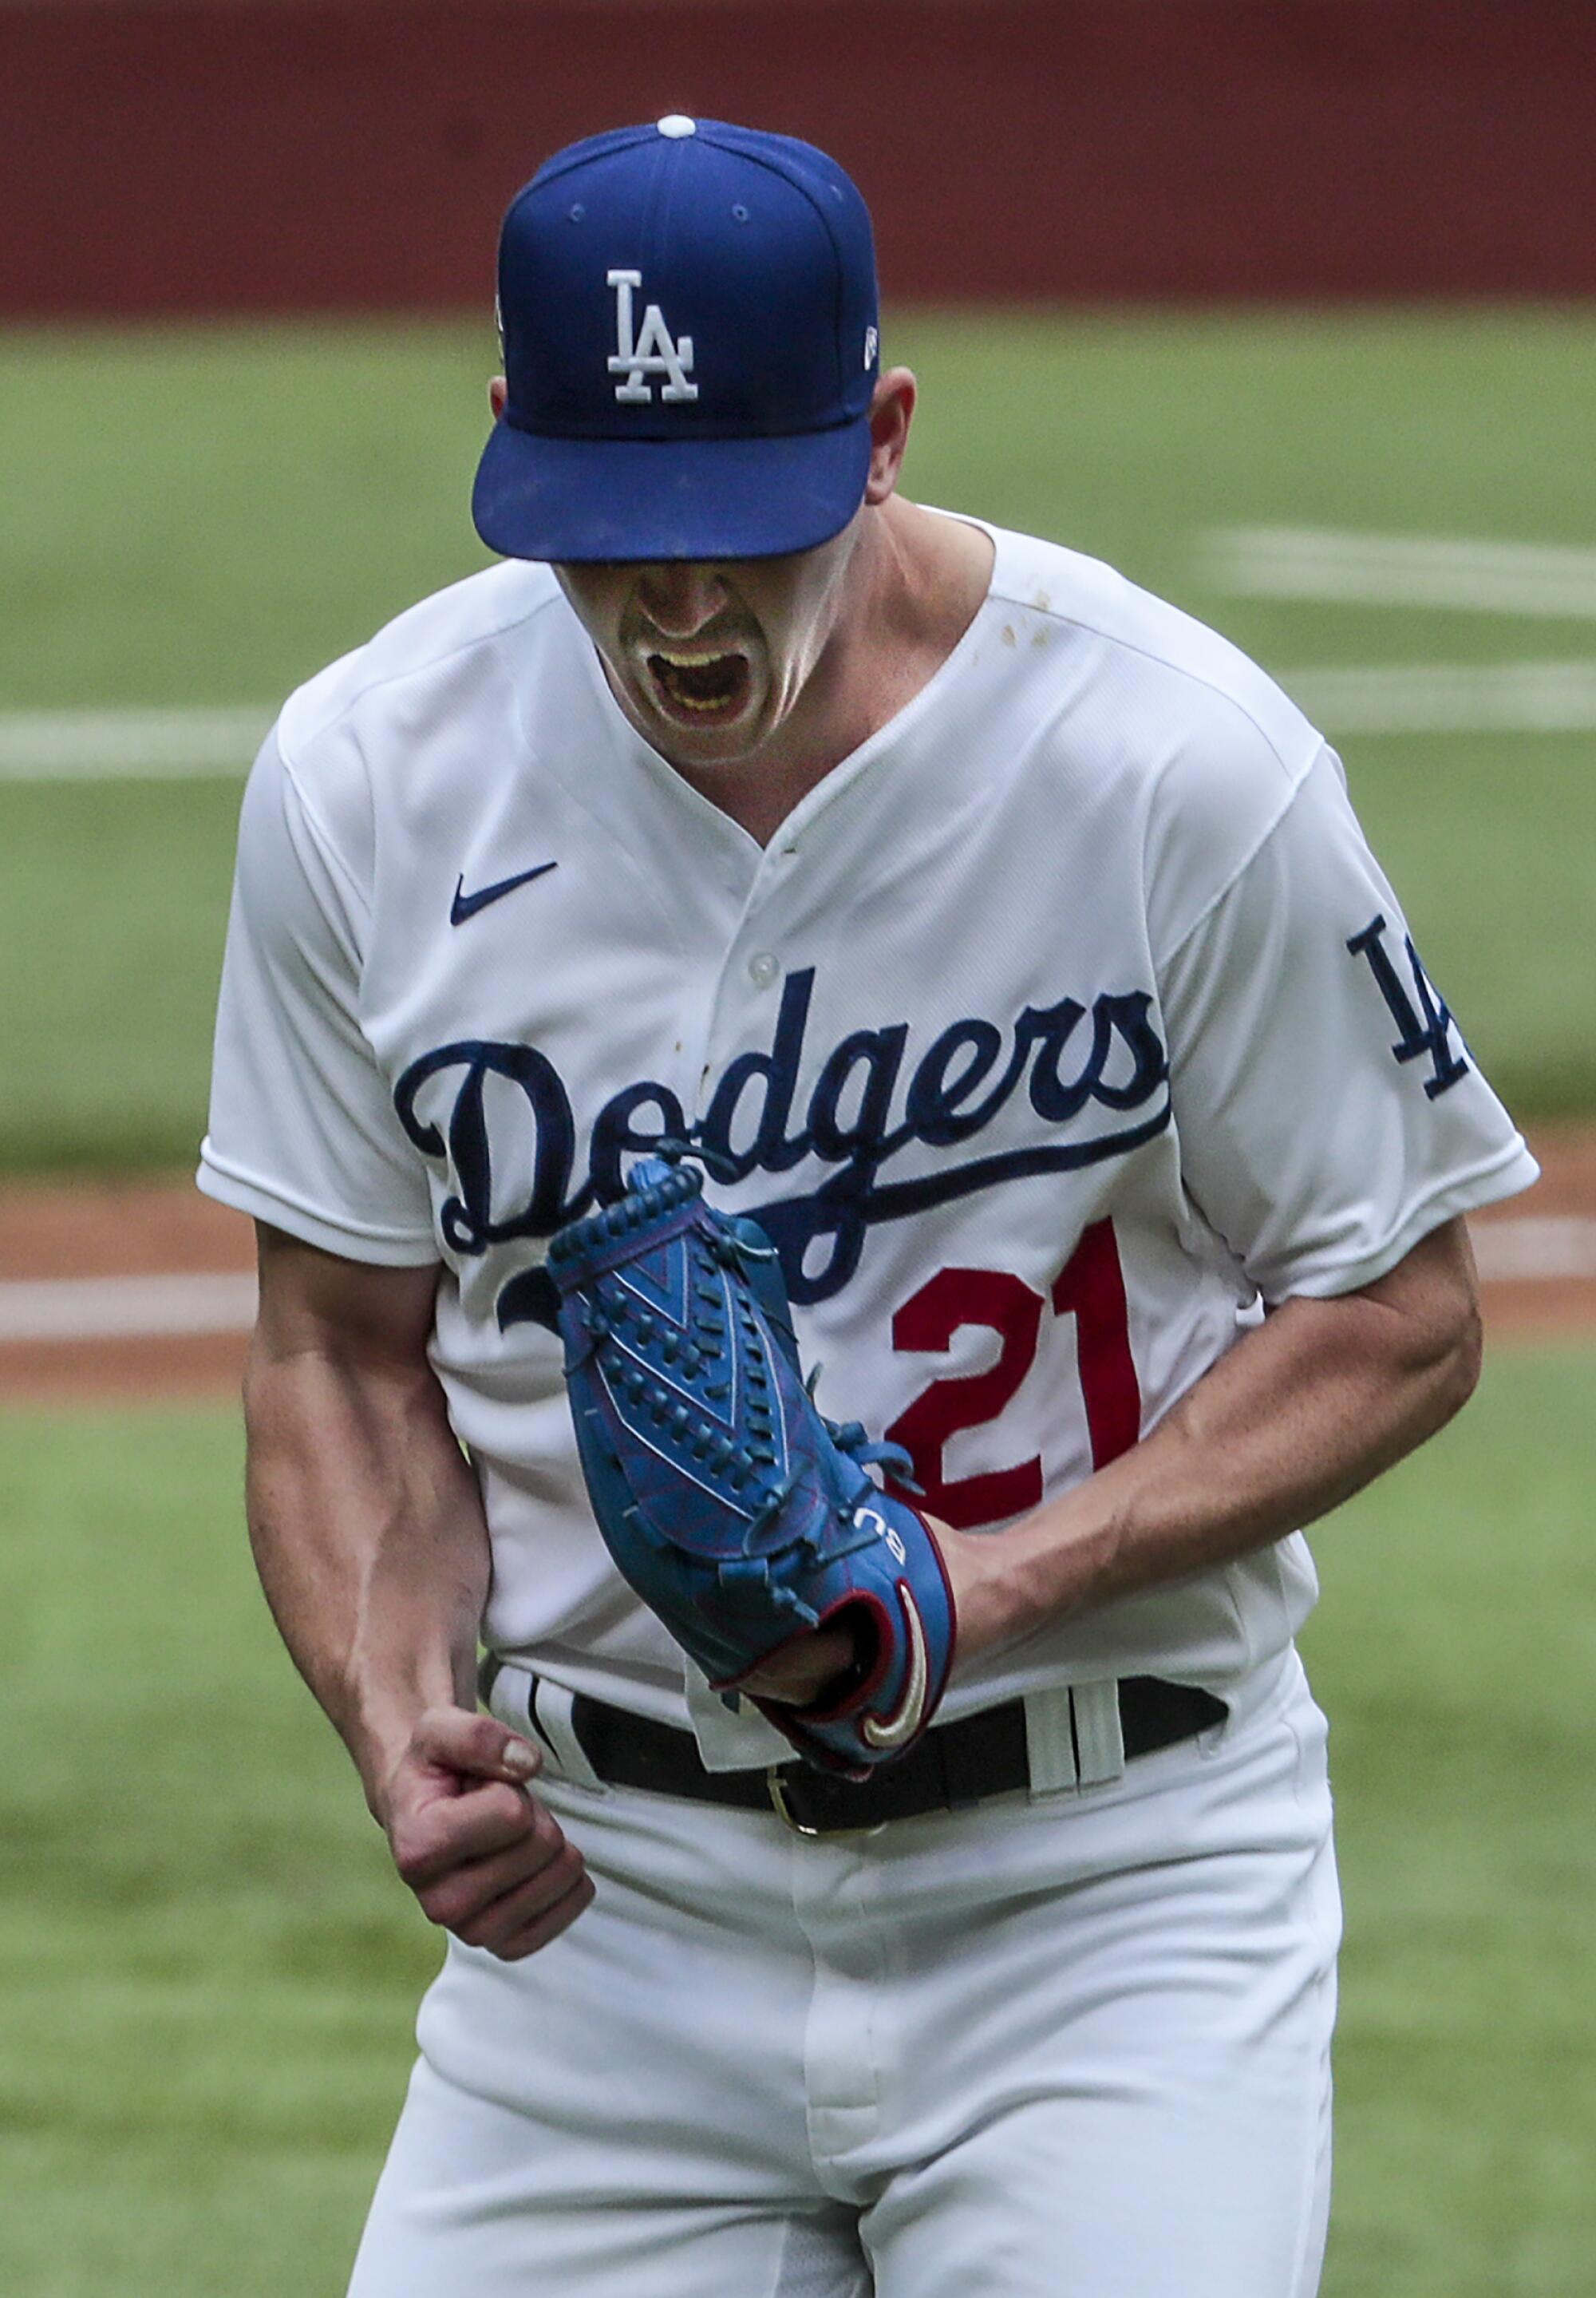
[747,1211,1479,1698]
[934,1208,1481,1664]
[938,730,1524,1669]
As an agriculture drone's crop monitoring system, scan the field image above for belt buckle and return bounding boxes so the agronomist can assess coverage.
[766,1766,886,1841]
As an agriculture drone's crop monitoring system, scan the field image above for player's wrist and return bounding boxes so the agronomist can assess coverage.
[934,1516,1077,1667]
[346,1667,472,1820]
[355,1719,429,1827]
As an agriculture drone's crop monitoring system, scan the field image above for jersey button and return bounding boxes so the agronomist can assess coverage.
[748,951,780,990]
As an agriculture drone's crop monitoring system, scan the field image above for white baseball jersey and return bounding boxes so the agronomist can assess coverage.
[200,516,1537,1762]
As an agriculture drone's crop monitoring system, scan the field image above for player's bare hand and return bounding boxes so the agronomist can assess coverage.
[742,1511,1013,1707]
[377,1706,595,1960]
[739,1621,859,1707]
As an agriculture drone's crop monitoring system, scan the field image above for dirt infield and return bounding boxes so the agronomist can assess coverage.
[1,1127,1592,1406]
[0,1181,255,1404]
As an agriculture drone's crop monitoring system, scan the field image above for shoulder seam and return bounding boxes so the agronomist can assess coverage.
[1156,740,1334,970]
[272,730,375,931]
[283,574,563,752]
[987,577,1312,792]
[271,578,563,930]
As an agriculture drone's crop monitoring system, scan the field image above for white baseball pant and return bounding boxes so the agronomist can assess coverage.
[347,1646,1339,2297]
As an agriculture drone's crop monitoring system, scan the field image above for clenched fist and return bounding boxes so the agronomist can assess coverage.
[376,1706,594,1960]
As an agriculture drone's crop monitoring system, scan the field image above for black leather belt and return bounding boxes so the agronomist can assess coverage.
[483,1660,1226,1838]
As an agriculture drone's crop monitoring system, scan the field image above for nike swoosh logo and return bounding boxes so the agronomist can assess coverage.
[450,861,559,925]
[859,1583,931,1753]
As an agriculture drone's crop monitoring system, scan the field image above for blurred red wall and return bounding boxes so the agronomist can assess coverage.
[3,0,1594,314]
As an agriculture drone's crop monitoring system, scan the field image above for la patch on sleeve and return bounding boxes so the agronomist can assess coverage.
[1345,913,1469,1100]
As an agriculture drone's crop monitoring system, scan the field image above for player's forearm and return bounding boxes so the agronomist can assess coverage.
[953,1218,1483,1659]
[243,1339,491,1813]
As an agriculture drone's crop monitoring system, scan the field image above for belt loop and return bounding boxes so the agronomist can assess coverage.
[1024,1685,1079,1797]
[531,1679,607,1793]
[1070,1680,1126,1787]
[481,1654,534,1738]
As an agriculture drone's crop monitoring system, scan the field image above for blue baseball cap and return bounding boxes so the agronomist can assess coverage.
[472,117,881,564]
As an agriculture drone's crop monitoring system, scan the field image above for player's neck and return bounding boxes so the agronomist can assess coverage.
[668,500,994,848]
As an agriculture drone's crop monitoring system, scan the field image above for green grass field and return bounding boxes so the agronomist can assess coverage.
[2,309,1594,1167]
[1,1348,1592,2296]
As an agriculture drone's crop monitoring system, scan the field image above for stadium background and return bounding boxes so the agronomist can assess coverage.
[2,4,1592,2290]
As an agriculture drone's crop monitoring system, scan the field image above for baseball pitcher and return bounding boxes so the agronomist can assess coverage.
[200,117,1537,2296]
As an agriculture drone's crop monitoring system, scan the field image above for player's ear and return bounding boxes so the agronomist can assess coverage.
[863,368,916,507]
[488,374,508,421]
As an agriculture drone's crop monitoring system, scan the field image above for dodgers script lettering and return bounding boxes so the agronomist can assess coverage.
[393,967,1171,1317]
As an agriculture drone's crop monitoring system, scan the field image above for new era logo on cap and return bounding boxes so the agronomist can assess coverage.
[472,117,881,565]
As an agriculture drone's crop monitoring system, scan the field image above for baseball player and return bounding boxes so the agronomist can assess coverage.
[200,118,1537,2296]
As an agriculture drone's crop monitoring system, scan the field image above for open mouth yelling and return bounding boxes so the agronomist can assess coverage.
[646,647,753,726]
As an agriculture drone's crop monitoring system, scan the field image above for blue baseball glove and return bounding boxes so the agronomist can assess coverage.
[547,1156,957,1780]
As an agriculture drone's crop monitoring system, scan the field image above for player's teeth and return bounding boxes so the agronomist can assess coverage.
[650,650,745,714]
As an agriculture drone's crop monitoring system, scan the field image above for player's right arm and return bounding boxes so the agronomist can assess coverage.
[200,724,591,1959]
[244,1220,593,1960]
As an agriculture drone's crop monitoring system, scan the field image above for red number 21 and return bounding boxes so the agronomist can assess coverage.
[883,1221,1140,1530]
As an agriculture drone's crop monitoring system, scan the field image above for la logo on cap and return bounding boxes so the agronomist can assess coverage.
[606,268,698,405]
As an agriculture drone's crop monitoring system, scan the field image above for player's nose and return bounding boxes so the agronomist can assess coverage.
[634,562,729,641]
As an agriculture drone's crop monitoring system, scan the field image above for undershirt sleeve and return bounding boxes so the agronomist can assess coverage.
[196,726,440,1264]
[1156,743,1539,1302]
